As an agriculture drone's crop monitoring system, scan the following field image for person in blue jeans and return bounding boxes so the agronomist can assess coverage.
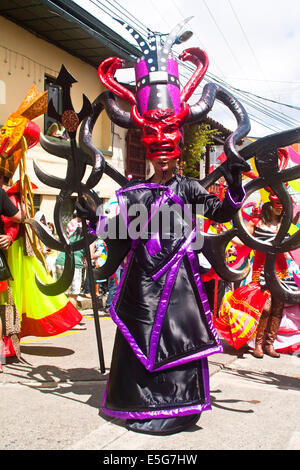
[105,266,122,313]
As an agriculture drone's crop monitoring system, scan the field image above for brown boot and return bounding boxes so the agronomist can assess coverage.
[252,310,269,358]
[264,297,283,358]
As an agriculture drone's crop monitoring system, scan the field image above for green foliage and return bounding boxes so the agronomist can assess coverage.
[181,123,220,178]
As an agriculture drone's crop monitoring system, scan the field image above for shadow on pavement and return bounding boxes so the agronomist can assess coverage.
[2,359,109,410]
[210,388,256,413]
[223,367,300,393]
[20,345,75,357]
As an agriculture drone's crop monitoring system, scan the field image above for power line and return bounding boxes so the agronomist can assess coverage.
[110,0,152,35]
[222,77,300,84]
[235,88,300,111]
[81,0,300,133]
[176,57,299,128]
[96,0,153,37]
[201,0,244,71]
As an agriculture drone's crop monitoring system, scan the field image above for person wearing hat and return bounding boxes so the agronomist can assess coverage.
[0,85,82,369]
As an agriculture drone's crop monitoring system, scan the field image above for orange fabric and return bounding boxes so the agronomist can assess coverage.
[252,251,288,282]
[216,282,270,349]
[215,250,288,350]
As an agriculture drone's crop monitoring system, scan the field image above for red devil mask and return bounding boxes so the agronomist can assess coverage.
[131,104,189,160]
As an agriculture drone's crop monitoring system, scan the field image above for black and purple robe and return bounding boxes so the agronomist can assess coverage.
[100,174,244,420]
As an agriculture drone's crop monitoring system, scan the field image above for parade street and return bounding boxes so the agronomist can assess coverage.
[1,308,300,451]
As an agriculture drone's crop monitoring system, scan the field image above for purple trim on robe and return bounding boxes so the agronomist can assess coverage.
[225,186,246,209]
[101,360,212,421]
[152,228,196,281]
[117,182,164,193]
[95,214,107,237]
[186,247,223,352]
[102,402,211,420]
[148,258,181,370]
[145,232,162,257]
[88,221,97,237]
[154,344,223,371]
[108,182,222,373]
[201,357,211,406]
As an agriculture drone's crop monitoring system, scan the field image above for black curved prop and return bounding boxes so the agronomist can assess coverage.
[34,89,129,296]
[97,80,300,303]
[201,127,300,304]
[187,83,251,183]
[201,229,251,282]
[31,68,110,296]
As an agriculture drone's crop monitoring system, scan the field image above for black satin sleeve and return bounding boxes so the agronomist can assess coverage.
[186,178,245,223]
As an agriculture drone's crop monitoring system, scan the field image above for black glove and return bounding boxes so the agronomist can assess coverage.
[221,154,250,193]
[75,197,98,228]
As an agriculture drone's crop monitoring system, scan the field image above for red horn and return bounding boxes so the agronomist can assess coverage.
[98,57,136,106]
[179,48,209,103]
[130,105,145,128]
[176,102,189,125]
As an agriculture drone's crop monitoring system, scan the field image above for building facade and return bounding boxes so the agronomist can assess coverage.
[0,2,140,223]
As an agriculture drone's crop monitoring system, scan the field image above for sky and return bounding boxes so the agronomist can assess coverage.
[74,0,300,138]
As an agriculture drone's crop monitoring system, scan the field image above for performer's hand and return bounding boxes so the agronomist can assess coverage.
[0,234,12,250]
[221,155,250,191]
[75,197,98,227]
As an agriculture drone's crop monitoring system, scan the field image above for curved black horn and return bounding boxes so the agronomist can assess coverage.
[186,83,251,181]
[105,161,128,188]
[200,126,300,189]
[39,132,70,157]
[99,91,136,129]
[79,92,129,188]
[186,83,220,124]
[79,94,106,189]
[25,219,64,251]
[33,159,68,190]
[36,250,75,296]
[202,229,251,282]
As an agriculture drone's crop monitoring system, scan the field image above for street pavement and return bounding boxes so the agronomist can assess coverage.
[1,306,300,451]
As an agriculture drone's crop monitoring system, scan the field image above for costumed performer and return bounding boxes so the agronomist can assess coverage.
[0,187,25,371]
[0,84,82,365]
[76,19,251,435]
[217,197,293,357]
